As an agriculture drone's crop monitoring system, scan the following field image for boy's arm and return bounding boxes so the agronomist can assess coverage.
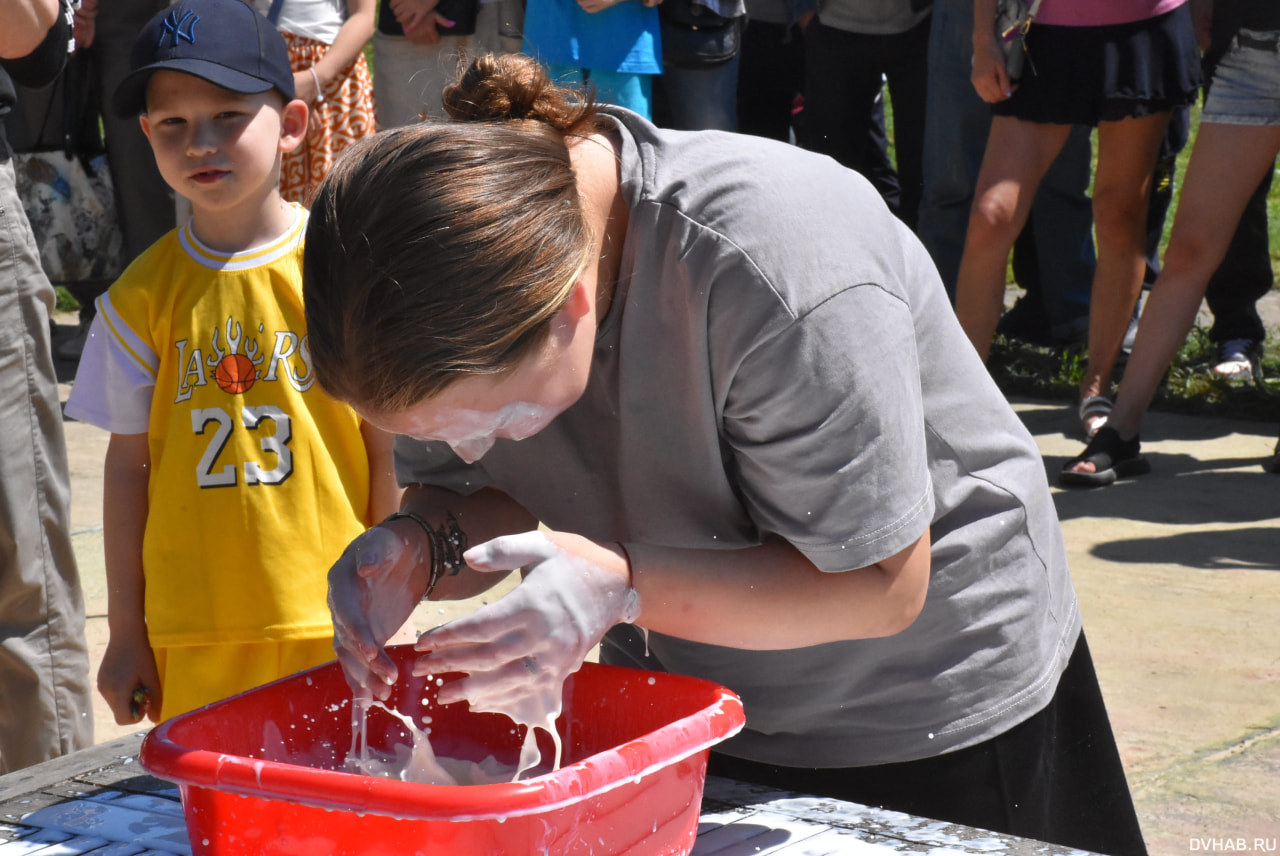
[361,421,403,524]
[99,432,163,724]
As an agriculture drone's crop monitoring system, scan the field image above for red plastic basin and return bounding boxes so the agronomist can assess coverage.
[140,647,745,855]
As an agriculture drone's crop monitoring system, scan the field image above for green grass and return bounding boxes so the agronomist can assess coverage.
[988,329,1280,422]
[54,286,79,313]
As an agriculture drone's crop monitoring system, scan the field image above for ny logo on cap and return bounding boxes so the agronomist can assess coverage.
[159,9,199,47]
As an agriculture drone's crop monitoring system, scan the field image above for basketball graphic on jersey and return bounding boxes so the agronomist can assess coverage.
[215,353,257,394]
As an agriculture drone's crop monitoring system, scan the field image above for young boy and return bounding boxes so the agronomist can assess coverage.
[66,0,401,724]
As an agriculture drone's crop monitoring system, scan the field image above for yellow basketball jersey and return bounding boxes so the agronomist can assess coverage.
[72,208,370,647]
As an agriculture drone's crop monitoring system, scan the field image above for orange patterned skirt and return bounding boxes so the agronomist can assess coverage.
[280,31,377,207]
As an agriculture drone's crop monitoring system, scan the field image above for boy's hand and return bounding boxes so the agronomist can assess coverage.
[98,631,162,725]
[328,521,431,698]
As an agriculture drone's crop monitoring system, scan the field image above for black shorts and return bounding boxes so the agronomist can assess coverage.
[993,5,1203,126]
[708,632,1148,856]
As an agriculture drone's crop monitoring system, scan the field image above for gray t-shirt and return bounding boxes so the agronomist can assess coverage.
[396,109,1081,767]
[816,0,931,35]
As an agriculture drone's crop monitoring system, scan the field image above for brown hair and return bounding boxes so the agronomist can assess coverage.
[303,53,610,412]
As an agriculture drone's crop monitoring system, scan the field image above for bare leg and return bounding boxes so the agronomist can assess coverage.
[954,116,1072,361]
[1078,113,1172,409]
[1066,122,1280,474]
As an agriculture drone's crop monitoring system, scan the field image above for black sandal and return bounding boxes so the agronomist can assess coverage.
[1059,426,1150,487]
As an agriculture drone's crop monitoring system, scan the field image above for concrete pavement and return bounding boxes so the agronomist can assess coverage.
[49,305,1279,856]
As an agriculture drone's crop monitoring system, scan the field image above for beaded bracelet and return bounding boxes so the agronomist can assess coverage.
[383,511,468,600]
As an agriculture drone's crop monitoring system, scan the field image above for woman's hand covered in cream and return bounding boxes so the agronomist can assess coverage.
[328,522,430,698]
[413,531,640,724]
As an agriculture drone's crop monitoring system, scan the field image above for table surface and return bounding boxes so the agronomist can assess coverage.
[0,734,1092,855]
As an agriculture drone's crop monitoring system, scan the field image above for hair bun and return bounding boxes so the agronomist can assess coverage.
[443,53,594,132]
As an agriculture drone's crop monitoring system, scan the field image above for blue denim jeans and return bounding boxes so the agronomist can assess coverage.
[659,54,741,131]
[1201,29,1280,126]
[918,0,1095,339]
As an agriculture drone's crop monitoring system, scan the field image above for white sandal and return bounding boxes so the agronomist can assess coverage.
[1078,395,1112,440]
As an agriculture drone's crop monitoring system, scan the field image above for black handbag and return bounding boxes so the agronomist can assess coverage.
[658,0,744,69]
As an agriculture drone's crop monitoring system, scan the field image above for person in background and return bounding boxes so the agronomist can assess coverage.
[0,0,94,773]
[17,0,176,361]
[66,0,401,723]
[796,0,931,230]
[4,0,123,360]
[256,0,377,204]
[372,0,522,129]
[955,0,1202,441]
[522,0,662,118]
[1061,0,1280,486]
[653,0,746,131]
[733,16,899,222]
[735,0,805,141]
[917,0,1094,345]
[307,53,1147,856]
[95,0,174,262]
[1131,104,1271,384]
[1201,167,1272,383]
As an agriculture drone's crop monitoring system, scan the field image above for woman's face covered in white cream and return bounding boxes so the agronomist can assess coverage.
[354,288,596,461]
[405,401,562,463]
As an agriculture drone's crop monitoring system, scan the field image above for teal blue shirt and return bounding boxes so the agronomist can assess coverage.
[522,0,662,74]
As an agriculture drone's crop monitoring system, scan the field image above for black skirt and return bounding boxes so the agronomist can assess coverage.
[993,3,1203,126]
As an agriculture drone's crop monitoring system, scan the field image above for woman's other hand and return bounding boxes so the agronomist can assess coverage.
[411,530,638,722]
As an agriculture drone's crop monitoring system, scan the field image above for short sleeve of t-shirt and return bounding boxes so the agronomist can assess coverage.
[720,280,933,573]
[64,293,158,434]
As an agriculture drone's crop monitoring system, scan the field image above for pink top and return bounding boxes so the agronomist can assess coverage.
[1035,0,1187,28]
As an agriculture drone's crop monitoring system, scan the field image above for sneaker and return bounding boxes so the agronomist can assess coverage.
[1211,338,1263,382]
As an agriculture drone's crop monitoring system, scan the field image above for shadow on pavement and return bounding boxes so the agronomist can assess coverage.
[1019,398,1279,445]
[1050,467,1279,526]
[1090,526,1280,572]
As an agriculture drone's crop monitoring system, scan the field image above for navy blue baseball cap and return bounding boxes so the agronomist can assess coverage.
[113,0,296,117]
